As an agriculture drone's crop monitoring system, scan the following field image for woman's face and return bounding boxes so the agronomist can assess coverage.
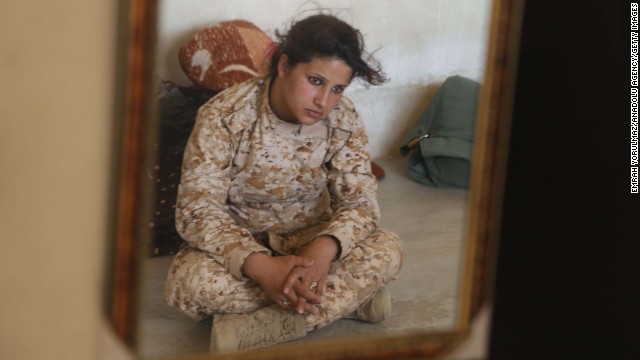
[271,55,353,125]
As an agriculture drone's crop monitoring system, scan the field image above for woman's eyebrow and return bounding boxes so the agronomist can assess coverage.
[310,72,348,87]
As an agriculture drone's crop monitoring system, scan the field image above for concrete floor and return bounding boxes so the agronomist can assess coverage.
[135,157,469,359]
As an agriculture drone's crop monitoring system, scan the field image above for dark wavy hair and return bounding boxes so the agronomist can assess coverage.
[268,13,387,86]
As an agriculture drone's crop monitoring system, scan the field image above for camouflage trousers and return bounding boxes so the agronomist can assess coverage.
[164,228,403,331]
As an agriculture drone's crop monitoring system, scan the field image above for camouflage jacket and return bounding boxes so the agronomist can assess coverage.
[175,76,380,279]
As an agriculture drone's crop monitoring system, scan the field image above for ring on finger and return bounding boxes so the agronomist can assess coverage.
[309,281,318,291]
[282,300,291,306]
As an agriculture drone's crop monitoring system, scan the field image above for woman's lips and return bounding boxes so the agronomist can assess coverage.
[306,109,323,118]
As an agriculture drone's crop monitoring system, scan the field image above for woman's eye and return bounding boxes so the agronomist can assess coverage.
[309,77,322,86]
[332,86,345,94]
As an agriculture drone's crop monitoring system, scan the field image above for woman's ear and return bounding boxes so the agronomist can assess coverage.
[277,54,290,77]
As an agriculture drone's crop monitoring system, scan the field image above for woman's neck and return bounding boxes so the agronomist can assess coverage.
[268,76,298,124]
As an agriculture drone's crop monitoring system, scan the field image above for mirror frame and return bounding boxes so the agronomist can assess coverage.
[108,0,524,358]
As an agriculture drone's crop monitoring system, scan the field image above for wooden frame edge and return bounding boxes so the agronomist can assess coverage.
[172,332,464,360]
[465,0,525,322]
[110,0,157,346]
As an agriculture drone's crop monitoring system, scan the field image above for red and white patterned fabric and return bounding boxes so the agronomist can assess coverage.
[179,19,274,91]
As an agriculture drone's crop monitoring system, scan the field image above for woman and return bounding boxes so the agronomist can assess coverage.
[164,13,403,352]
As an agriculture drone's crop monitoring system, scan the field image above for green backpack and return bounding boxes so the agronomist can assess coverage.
[400,75,480,189]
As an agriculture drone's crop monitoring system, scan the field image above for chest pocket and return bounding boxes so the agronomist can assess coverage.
[308,140,328,168]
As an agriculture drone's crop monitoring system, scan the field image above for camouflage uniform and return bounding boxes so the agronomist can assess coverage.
[164,76,403,330]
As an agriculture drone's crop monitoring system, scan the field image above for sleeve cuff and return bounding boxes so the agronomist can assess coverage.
[317,227,352,260]
[229,246,270,280]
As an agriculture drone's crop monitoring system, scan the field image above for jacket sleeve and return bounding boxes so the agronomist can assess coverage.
[175,103,270,280]
[316,110,380,259]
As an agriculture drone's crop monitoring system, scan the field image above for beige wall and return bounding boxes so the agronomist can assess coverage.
[0,1,117,359]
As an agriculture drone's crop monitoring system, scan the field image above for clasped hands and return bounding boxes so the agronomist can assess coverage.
[242,235,339,315]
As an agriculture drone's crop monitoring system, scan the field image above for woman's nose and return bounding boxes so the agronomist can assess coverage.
[314,88,330,108]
